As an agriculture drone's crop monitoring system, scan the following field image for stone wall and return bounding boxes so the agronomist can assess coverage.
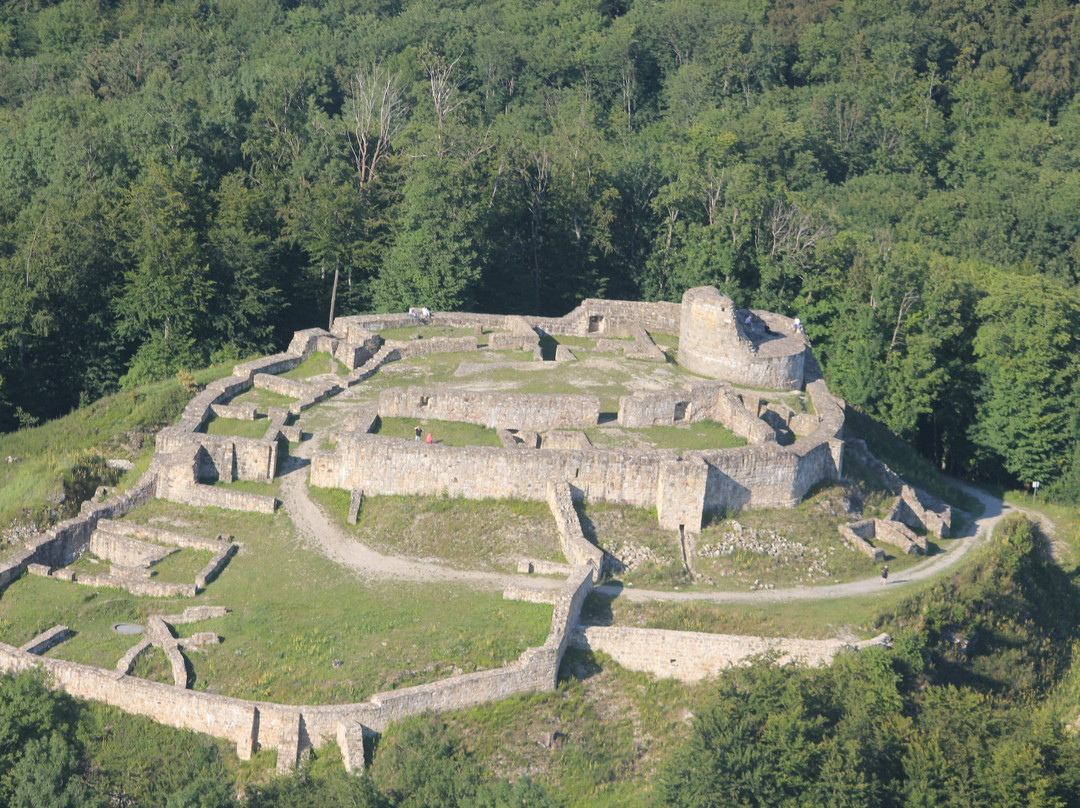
[0,474,158,587]
[698,377,843,514]
[384,336,477,359]
[546,481,604,577]
[211,403,257,420]
[678,286,806,390]
[617,381,774,444]
[838,522,887,560]
[155,431,278,484]
[378,387,600,431]
[254,373,310,401]
[311,436,675,515]
[96,520,233,552]
[88,531,176,568]
[0,563,594,773]
[571,626,891,682]
[315,374,845,529]
[156,446,277,514]
[657,457,709,532]
[59,570,197,598]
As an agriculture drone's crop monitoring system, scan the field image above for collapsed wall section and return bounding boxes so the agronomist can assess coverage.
[699,375,844,513]
[528,299,681,337]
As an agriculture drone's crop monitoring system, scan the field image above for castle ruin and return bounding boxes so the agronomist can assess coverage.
[0,287,928,773]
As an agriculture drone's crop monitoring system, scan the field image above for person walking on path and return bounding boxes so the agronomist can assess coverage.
[880,564,889,585]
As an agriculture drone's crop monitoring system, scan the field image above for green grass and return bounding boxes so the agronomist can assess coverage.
[380,324,495,344]
[229,387,296,410]
[280,352,347,379]
[0,577,148,668]
[581,584,925,642]
[50,545,210,585]
[112,444,156,495]
[445,649,701,808]
[203,415,271,439]
[307,487,565,571]
[647,332,679,348]
[372,416,501,447]
[151,548,216,581]
[0,362,242,529]
[0,498,554,703]
[586,420,747,452]
[211,478,283,498]
[131,646,174,684]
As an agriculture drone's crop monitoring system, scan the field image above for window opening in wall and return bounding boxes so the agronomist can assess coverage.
[673,401,689,421]
[419,396,429,407]
[588,314,604,333]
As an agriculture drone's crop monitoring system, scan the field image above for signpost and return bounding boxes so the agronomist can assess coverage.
[1033,480,1040,503]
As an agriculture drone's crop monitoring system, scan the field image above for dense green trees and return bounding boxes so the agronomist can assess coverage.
[2,0,1080,494]
[660,515,1080,808]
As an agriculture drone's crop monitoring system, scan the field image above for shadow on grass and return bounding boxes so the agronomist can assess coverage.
[558,648,605,682]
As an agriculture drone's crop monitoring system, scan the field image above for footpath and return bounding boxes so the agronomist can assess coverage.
[283,422,1018,605]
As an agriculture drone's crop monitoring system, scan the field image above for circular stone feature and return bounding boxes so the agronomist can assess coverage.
[112,623,144,635]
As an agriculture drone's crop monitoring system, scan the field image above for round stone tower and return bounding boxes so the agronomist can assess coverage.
[677,286,807,390]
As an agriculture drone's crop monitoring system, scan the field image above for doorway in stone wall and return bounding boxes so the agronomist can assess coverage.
[588,314,604,334]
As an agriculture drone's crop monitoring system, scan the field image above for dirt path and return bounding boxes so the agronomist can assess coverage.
[282,419,1016,605]
[279,432,565,592]
[597,481,1008,604]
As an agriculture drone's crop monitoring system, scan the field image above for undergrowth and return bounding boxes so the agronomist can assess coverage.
[0,362,241,531]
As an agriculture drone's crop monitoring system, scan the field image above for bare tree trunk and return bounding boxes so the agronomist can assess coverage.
[888,289,919,354]
[328,264,339,331]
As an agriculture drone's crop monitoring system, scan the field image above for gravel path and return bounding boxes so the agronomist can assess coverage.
[597,481,1008,604]
[282,424,1014,605]
[279,434,565,592]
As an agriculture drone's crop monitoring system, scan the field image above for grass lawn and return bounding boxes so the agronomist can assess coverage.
[280,352,347,380]
[308,487,565,572]
[586,420,747,452]
[373,416,501,447]
[380,324,496,345]
[212,477,283,498]
[152,547,217,581]
[0,362,241,528]
[203,415,271,440]
[0,498,555,704]
[581,581,928,642]
[229,387,297,410]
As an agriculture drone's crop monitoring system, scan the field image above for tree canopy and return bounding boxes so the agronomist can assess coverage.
[2,0,1080,494]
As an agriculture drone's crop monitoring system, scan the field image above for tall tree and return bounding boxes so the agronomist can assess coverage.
[971,272,1080,486]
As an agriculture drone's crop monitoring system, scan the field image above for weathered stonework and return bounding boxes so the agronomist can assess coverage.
[378,387,600,431]
[0,286,884,774]
[678,287,807,390]
[570,626,891,682]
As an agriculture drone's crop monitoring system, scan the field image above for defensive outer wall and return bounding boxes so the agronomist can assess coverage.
[0,287,871,773]
[315,286,844,533]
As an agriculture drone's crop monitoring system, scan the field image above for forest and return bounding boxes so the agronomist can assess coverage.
[0,0,1078,489]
